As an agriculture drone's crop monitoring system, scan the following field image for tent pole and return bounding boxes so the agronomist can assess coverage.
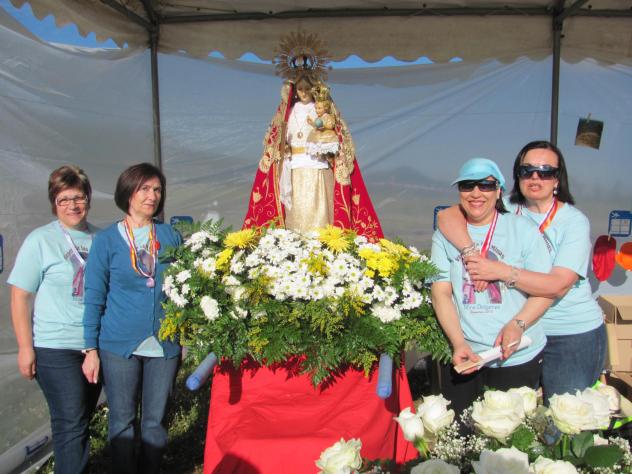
[149,28,163,171]
[550,17,562,146]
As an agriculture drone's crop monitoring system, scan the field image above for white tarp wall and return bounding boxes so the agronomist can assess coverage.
[1,7,631,470]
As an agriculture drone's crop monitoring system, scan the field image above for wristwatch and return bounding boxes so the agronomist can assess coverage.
[81,348,97,355]
[514,319,527,331]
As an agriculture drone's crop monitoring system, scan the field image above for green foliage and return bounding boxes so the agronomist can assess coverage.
[510,425,536,452]
[583,445,624,468]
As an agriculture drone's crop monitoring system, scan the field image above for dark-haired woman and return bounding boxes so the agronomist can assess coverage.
[83,163,181,473]
[9,165,100,474]
[438,141,606,402]
[431,157,553,415]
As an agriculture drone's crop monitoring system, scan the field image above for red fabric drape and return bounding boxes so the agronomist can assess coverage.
[203,362,417,473]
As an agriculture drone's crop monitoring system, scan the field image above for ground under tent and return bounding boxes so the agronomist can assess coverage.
[1,1,631,471]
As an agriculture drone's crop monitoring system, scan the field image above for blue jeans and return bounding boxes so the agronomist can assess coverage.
[99,350,179,474]
[542,323,607,403]
[34,347,101,474]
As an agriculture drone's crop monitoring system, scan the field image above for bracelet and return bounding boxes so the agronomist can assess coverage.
[460,244,477,257]
[81,348,97,355]
[506,266,520,288]
[514,319,527,331]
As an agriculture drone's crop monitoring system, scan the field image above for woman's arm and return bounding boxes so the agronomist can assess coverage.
[494,295,554,360]
[431,281,480,373]
[436,205,472,251]
[464,256,579,299]
[10,286,36,379]
[82,232,110,383]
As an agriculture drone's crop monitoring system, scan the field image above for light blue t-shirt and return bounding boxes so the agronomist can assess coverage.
[431,213,552,367]
[8,220,97,350]
[117,222,164,357]
[506,200,603,336]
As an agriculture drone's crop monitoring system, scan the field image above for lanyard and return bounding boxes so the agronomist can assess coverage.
[122,219,158,287]
[479,211,498,258]
[516,198,559,234]
[58,221,90,267]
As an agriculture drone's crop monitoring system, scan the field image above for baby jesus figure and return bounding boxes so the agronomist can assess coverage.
[306,88,340,159]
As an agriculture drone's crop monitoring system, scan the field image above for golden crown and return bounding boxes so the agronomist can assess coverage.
[273,32,331,83]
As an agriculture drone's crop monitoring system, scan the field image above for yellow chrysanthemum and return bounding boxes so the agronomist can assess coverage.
[216,248,234,272]
[224,228,257,249]
[379,239,410,258]
[358,247,399,278]
[317,225,351,253]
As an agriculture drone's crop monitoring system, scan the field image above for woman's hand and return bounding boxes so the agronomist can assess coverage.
[452,342,481,375]
[17,347,36,379]
[494,321,524,360]
[82,351,100,384]
[464,254,510,283]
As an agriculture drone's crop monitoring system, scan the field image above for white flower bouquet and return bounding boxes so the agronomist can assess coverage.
[159,221,450,385]
[319,386,631,473]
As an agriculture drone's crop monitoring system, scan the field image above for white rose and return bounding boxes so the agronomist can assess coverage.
[508,387,538,416]
[315,438,362,474]
[410,459,460,474]
[529,456,578,474]
[472,447,530,474]
[579,388,611,429]
[595,384,621,412]
[394,407,424,442]
[548,393,595,434]
[417,395,455,435]
[472,391,525,440]
[200,296,220,321]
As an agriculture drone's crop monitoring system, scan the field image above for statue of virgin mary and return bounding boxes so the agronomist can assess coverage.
[243,33,383,241]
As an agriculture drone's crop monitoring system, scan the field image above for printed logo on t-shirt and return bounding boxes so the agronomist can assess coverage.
[462,249,503,309]
[64,245,89,300]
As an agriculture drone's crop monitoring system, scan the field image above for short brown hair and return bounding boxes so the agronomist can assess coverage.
[114,163,166,217]
[48,165,92,215]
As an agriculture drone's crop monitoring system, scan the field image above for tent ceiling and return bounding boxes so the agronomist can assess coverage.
[10,0,632,62]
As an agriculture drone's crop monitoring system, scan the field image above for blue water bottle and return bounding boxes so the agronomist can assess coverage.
[185,353,218,391]
[376,353,393,399]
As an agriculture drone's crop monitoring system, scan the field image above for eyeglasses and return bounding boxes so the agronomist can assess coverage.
[457,180,499,192]
[518,165,559,180]
[56,195,88,207]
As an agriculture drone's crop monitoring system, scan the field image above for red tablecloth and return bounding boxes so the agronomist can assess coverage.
[203,359,417,474]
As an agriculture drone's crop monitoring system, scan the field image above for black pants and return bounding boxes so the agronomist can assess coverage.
[440,350,543,416]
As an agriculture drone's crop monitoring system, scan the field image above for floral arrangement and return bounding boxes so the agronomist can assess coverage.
[159,221,450,385]
[318,384,631,473]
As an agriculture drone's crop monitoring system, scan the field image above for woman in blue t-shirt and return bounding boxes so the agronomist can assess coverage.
[438,141,606,403]
[82,163,181,474]
[431,158,554,414]
[9,165,100,474]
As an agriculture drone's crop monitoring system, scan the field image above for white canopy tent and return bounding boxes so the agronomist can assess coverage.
[0,1,631,472]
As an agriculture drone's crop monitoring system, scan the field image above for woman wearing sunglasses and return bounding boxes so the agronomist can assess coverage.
[8,165,101,473]
[438,141,606,403]
[431,158,553,414]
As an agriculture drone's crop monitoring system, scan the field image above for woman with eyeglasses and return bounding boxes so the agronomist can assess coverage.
[82,163,181,474]
[438,141,606,403]
[431,157,553,414]
[8,165,101,474]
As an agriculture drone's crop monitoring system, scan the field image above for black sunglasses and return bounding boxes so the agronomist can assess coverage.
[518,165,559,180]
[457,179,499,192]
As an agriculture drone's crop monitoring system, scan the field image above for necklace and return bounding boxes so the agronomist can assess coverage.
[292,103,313,139]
